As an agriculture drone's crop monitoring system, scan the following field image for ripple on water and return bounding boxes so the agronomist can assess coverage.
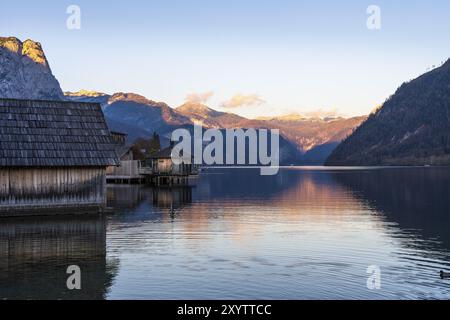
[2,168,450,300]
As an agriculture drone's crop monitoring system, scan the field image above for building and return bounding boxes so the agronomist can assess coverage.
[0,98,119,216]
[111,132,133,161]
[110,131,127,146]
[106,133,199,186]
[148,146,198,186]
[106,131,148,184]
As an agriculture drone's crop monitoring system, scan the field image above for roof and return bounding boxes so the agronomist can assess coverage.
[149,146,192,160]
[116,145,132,158]
[150,146,172,159]
[111,131,127,137]
[0,98,120,167]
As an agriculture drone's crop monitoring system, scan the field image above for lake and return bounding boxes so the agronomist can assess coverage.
[1,167,450,299]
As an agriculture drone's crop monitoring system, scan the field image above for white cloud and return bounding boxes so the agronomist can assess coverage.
[222,93,265,109]
[185,91,214,104]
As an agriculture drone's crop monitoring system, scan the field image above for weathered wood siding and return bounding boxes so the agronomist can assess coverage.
[106,160,141,178]
[154,158,173,174]
[0,167,106,215]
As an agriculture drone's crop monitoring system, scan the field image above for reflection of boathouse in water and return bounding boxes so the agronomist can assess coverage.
[0,215,118,299]
[106,185,193,213]
[152,186,193,210]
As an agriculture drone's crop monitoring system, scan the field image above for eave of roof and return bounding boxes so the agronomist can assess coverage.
[0,98,120,167]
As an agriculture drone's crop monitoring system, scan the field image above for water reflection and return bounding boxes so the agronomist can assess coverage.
[332,168,450,250]
[0,215,118,300]
[104,168,450,299]
[107,185,149,210]
[1,168,450,299]
[153,187,193,210]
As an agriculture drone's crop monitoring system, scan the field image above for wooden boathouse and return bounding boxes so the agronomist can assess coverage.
[106,131,150,184]
[0,98,120,216]
[147,146,199,186]
[106,133,199,186]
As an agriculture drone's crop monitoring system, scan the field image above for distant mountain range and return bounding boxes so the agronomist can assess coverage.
[1,36,366,165]
[326,59,450,166]
[176,102,247,128]
[64,91,365,164]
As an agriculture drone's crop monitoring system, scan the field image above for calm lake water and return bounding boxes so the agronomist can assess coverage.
[1,167,450,300]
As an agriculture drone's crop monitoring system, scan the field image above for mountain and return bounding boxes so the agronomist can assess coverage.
[176,104,365,159]
[176,102,246,128]
[64,91,155,143]
[65,89,107,98]
[177,102,223,119]
[64,90,110,108]
[0,37,63,100]
[65,90,364,164]
[245,116,365,153]
[300,142,341,165]
[242,116,366,164]
[176,104,366,163]
[64,91,192,140]
[326,60,450,166]
[1,36,364,165]
[105,118,155,144]
[104,93,191,137]
[256,113,307,121]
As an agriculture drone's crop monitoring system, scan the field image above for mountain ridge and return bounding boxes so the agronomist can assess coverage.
[326,59,450,166]
[65,90,366,162]
[1,36,366,165]
[176,102,247,128]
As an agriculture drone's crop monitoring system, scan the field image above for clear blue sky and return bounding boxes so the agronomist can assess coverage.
[1,0,450,118]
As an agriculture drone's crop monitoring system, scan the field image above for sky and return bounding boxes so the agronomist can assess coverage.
[1,0,450,118]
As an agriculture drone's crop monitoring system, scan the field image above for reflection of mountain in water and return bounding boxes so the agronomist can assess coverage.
[107,185,150,210]
[332,168,450,250]
[195,168,300,200]
[107,169,450,251]
[0,216,118,300]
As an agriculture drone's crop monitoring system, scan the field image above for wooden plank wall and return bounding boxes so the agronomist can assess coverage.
[106,160,140,178]
[0,167,106,210]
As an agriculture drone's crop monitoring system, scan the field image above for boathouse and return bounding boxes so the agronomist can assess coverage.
[148,146,198,186]
[0,98,120,216]
[106,131,149,183]
[110,132,134,161]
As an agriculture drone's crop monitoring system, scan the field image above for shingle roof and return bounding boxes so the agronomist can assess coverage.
[150,146,172,159]
[116,145,132,158]
[149,146,192,160]
[0,98,120,167]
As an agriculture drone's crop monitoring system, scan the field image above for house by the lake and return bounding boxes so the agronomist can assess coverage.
[106,131,151,183]
[0,98,119,217]
[107,134,199,185]
[147,146,199,186]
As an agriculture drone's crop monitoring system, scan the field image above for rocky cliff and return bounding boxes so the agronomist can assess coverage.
[0,37,63,100]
